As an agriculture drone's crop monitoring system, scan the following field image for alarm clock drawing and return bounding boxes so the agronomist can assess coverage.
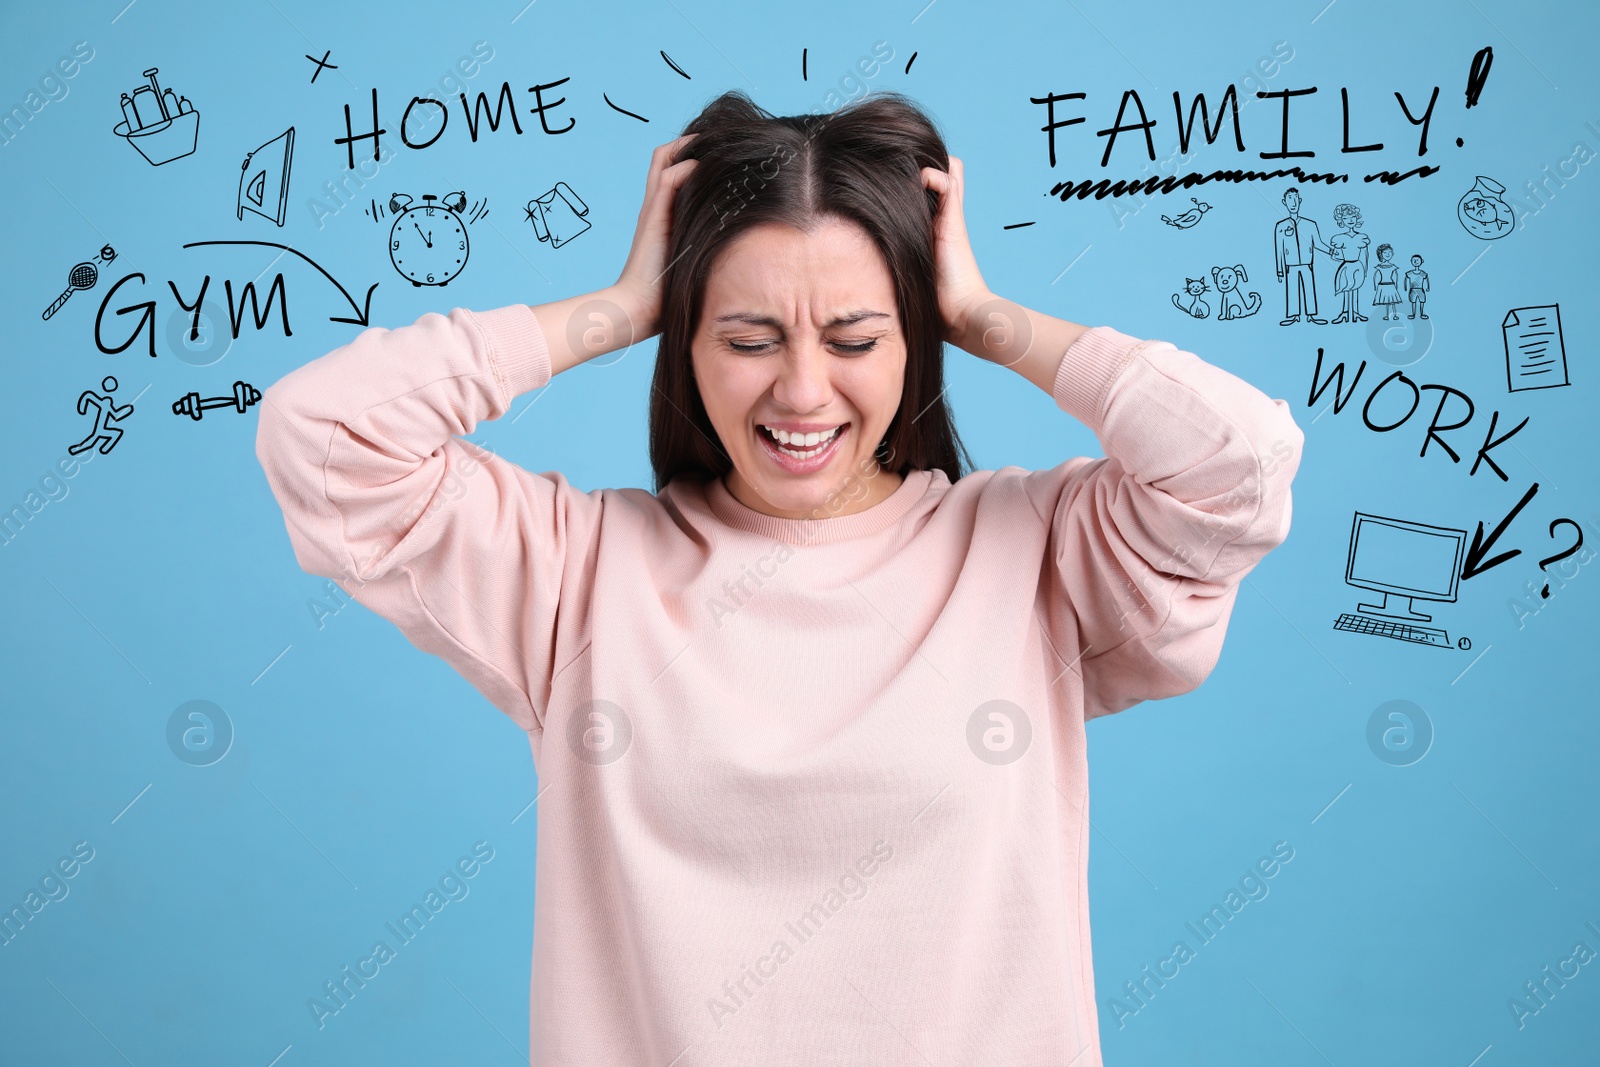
[388,192,469,286]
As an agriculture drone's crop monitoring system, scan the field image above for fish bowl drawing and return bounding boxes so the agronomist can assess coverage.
[1456,175,1514,240]
[114,67,199,167]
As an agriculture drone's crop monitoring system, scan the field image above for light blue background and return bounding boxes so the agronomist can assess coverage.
[2,0,1596,1063]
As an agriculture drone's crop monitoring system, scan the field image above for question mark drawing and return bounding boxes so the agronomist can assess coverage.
[1536,518,1583,597]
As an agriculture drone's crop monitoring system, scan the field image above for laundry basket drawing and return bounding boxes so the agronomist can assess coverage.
[114,67,200,166]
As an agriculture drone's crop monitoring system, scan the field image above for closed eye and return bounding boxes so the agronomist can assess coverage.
[728,340,879,354]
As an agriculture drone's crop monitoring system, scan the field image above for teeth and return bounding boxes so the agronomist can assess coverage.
[762,424,841,447]
[759,423,842,461]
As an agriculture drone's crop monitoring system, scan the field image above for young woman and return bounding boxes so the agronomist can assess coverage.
[257,90,1302,1066]
[1326,202,1371,325]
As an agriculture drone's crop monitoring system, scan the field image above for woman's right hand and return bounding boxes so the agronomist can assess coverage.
[613,134,699,340]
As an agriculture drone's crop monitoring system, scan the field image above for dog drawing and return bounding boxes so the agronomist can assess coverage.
[1211,264,1262,320]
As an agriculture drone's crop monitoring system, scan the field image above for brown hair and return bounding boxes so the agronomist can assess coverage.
[647,89,975,493]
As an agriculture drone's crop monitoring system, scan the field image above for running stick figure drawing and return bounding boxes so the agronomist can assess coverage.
[69,376,135,456]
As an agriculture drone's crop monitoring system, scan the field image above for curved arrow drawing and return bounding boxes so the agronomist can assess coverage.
[181,240,378,326]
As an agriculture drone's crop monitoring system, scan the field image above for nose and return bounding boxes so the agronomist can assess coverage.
[770,338,835,415]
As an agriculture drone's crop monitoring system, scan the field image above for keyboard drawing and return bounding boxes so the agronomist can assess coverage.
[1333,613,1452,648]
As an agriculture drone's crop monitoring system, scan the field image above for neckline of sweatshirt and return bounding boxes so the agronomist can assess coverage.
[698,467,944,545]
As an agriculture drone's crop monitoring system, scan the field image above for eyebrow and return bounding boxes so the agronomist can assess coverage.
[711,310,892,329]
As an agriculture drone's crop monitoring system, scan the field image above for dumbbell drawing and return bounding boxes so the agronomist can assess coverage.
[172,381,261,421]
[70,376,134,456]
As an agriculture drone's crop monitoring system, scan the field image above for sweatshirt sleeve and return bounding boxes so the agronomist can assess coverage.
[1026,326,1304,722]
[254,304,601,733]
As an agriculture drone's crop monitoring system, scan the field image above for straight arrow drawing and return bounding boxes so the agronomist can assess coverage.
[1461,482,1539,580]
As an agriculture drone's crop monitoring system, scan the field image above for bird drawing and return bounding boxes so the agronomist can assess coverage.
[1161,198,1212,229]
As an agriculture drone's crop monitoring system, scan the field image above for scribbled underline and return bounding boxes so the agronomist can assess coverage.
[1048,164,1441,200]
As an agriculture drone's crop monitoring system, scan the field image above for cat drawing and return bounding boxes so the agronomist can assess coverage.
[1171,277,1210,318]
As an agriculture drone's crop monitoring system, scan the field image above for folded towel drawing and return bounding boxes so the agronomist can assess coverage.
[526,182,590,248]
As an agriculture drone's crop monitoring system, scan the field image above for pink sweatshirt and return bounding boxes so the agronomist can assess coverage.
[256,304,1302,1065]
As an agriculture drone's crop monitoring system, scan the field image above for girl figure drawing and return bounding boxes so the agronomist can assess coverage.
[1371,243,1402,321]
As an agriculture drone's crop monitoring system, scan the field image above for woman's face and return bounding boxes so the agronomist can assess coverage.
[691,217,908,520]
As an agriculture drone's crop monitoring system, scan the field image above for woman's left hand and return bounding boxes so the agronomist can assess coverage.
[921,157,994,345]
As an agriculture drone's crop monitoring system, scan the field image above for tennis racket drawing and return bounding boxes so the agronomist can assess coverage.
[44,262,99,321]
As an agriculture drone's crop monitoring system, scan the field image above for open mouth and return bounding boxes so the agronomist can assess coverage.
[755,422,849,471]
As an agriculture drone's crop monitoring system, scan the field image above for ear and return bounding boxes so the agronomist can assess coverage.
[1211,267,1222,283]
[1235,264,1247,281]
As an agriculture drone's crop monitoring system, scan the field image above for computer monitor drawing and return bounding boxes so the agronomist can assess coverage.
[1345,512,1467,622]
